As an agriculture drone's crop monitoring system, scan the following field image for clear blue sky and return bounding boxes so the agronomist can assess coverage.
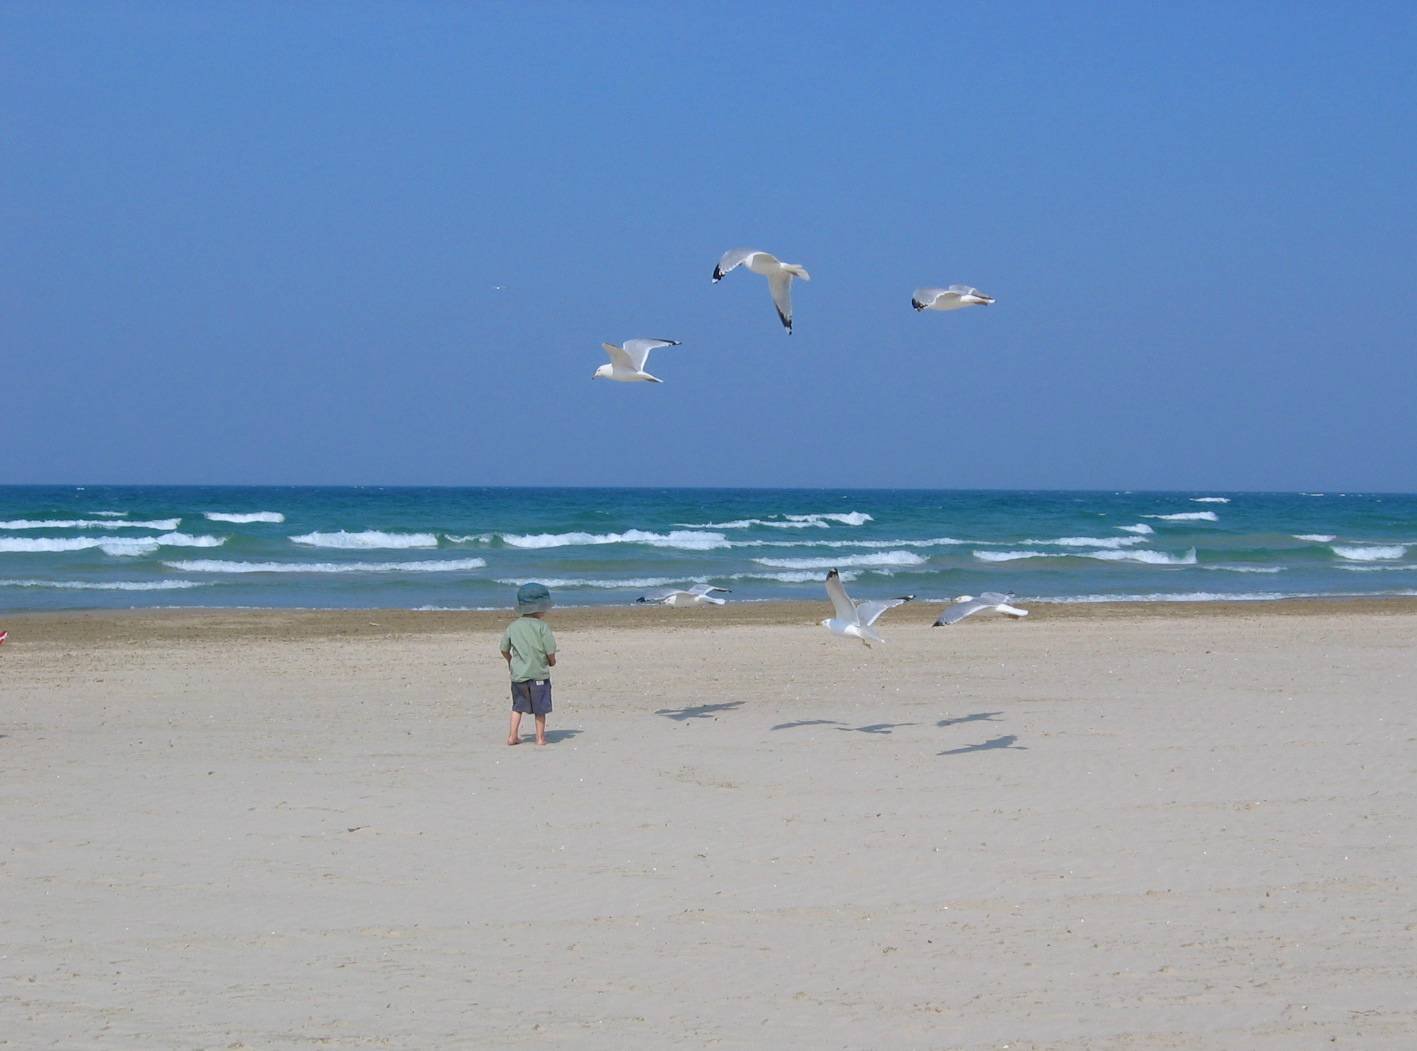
[4,2,1415,490]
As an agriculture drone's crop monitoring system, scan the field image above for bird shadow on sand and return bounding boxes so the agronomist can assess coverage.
[937,711,1004,728]
[939,734,1027,756]
[834,722,918,735]
[655,701,745,722]
[770,719,845,731]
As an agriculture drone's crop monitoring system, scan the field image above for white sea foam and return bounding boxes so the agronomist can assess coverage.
[0,533,224,555]
[90,511,127,517]
[1191,497,1230,503]
[730,536,967,550]
[1331,544,1406,561]
[1335,564,1417,573]
[498,529,731,551]
[1022,536,1147,549]
[1199,565,1285,574]
[752,551,926,570]
[0,518,181,531]
[1119,523,1154,535]
[975,548,1198,565]
[1294,534,1337,543]
[728,569,860,583]
[291,530,439,550]
[676,511,872,529]
[1142,512,1219,522]
[1045,591,1303,603]
[204,511,286,524]
[165,557,486,574]
[494,576,685,590]
[0,578,209,591]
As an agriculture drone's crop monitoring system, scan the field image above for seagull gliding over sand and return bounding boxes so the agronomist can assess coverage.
[911,285,996,312]
[712,248,811,333]
[822,568,914,647]
[636,583,732,607]
[933,592,1029,626]
[593,338,682,383]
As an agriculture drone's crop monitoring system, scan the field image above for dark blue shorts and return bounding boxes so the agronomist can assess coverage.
[511,679,552,715]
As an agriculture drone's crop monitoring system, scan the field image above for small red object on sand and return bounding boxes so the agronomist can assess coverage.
[0,630,7,645]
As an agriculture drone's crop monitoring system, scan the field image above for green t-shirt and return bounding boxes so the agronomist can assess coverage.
[500,616,556,682]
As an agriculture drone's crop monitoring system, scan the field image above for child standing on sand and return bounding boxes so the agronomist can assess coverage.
[499,582,557,746]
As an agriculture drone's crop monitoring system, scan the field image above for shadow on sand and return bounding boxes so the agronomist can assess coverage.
[936,711,1004,728]
[938,734,1026,756]
[770,719,844,731]
[654,701,745,722]
[834,722,918,735]
[541,729,583,743]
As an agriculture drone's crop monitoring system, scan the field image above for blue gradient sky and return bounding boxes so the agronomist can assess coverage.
[4,2,1415,489]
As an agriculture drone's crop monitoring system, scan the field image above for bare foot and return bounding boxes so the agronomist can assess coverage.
[535,737,548,746]
[506,737,520,746]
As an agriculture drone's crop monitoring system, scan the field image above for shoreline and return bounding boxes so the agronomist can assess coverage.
[4,594,1416,646]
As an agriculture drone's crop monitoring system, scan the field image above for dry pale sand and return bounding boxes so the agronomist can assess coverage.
[3,601,1416,1049]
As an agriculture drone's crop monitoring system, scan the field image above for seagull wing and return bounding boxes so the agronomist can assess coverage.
[714,247,759,281]
[768,270,795,331]
[935,597,991,625]
[637,588,682,604]
[857,595,914,627]
[688,583,730,596]
[621,338,680,372]
[825,569,857,623]
[979,592,1014,604]
[912,287,948,308]
[602,342,636,370]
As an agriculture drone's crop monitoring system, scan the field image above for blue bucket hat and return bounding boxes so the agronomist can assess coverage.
[516,582,553,614]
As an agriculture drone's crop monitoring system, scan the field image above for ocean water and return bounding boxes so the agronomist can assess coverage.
[2,485,1416,612]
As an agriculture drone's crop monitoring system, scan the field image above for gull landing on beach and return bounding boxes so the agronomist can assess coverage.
[712,248,811,333]
[593,338,682,383]
[637,583,731,607]
[822,568,913,647]
[933,592,1029,626]
[911,285,996,312]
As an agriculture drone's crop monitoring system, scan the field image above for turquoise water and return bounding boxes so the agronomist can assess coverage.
[2,485,1416,611]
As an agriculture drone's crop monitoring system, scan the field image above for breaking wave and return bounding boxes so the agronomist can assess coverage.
[1021,536,1146,549]
[498,529,731,551]
[164,557,486,574]
[753,551,927,570]
[975,548,1198,565]
[676,512,872,529]
[0,533,225,555]
[291,530,439,550]
[1143,512,1219,522]
[1118,523,1154,535]
[1294,534,1337,543]
[1331,544,1406,561]
[495,576,685,590]
[204,511,285,524]
[0,518,181,531]
[1191,497,1230,503]
[0,578,209,591]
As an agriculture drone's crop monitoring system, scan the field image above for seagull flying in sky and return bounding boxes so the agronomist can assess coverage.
[911,285,996,312]
[593,338,682,383]
[636,583,732,607]
[933,592,1029,626]
[712,248,811,333]
[822,568,914,647]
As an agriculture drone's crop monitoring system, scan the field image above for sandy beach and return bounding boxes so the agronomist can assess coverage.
[4,600,1416,1048]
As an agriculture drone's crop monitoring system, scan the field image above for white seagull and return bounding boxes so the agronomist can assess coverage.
[822,568,914,647]
[933,592,1029,626]
[593,338,682,383]
[637,583,732,607]
[911,285,996,312]
[712,248,811,333]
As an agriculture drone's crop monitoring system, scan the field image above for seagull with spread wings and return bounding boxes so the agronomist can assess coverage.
[636,583,732,607]
[593,338,682,383]
[933,592,1029,626]
[911,285,996,312]
[821,568,914,647]
[712,248,811,333]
